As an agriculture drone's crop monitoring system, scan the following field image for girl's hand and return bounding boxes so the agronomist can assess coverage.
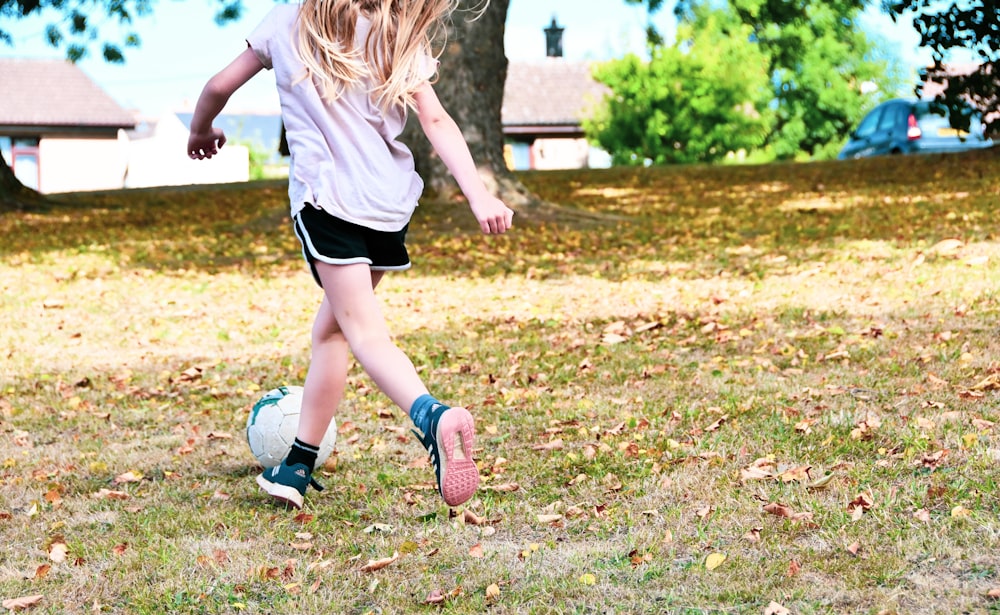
[469,196,514,235]
[187,128,227,160]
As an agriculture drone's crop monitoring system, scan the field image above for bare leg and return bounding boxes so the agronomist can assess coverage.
[312,262,429,413]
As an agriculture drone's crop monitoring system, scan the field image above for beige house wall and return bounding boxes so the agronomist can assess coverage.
[529,137,592,170]
[38,136,129,194]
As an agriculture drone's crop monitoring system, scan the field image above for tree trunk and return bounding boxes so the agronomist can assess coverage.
[404,0,540,209]
[0,153,43,213]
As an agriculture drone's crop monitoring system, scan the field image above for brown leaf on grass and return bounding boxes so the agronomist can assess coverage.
[704,415,728,432]
[787,560,801,576]
[482,482,519,493]
[779,465,812,483]
[93,489,130,500]
[485,583,501,603]
[48,541,68,563]
[762,501,815,524]
[972,418,995,431]
[987,588,1000,600]
[33,564,51,579]
[2,595,44,611]
[532,438,563,451]
[744,527,762,542]
[846,541,861,556]
[113,471,143,484]
[463,510,488,526]
[360,551,399,573]
[206,431,232,440]
[848,493,874,514]
[536,514,563,524]
[740,458,777,482]
[468,543,484,558]
[913,509,931,523]
[920,449,949,470]
[763,601,791,615]
[971,374,1000,390]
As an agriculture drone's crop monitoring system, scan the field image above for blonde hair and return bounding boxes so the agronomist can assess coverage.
[295,0,459,111]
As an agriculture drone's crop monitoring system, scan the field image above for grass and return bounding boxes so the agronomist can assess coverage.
[1,149,999,614]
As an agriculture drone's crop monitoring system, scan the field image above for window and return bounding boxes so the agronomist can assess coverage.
[5,137,41,191]
[854,108,882,138]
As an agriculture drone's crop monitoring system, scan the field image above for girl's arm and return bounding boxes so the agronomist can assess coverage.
[413,82,514,235]
[187,48,265,160]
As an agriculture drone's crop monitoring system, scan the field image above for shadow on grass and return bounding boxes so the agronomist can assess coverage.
[0,148,998,283]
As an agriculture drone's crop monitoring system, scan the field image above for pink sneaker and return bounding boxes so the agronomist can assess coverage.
[412,405,479,506]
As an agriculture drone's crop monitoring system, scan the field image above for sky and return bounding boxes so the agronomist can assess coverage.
[3,0,935,117]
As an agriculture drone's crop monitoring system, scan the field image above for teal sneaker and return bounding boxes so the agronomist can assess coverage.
[412,405,479,506]
[256,460,324,509]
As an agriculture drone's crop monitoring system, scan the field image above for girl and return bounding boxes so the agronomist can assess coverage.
[187,0,514,509]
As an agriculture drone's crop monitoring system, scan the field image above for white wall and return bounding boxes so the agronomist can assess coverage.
[124,114,249,189]
[39,136,129,194]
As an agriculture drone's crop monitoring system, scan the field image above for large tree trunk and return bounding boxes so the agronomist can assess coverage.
[0,154,44,213]
[404,0,540,208]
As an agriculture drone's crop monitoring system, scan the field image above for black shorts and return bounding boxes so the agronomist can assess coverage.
[293,205,410,287]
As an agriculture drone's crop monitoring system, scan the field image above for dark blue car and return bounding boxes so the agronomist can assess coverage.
[838,98,993,160]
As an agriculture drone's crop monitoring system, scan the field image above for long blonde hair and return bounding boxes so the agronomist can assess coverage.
[295,0,459,111]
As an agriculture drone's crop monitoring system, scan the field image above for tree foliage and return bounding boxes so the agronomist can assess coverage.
[886,0,998,135]
[585,7,773,165]
[0,0,242,62]
[590,0,900,164]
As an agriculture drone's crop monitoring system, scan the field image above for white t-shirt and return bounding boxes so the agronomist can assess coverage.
[247,4,435,232]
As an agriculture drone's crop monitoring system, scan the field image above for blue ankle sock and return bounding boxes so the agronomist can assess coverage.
[409,394,447,435]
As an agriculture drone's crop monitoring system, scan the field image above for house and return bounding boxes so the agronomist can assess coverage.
[501,19,612,170]
[0,58,135,193]
[0,58,249,194]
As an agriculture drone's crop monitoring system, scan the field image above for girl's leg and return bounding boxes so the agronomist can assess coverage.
[313,262,428,411]
[314,262,478,506]
[296,295,350,445]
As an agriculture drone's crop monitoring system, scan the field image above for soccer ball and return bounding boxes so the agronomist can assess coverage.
[246,385,336,469]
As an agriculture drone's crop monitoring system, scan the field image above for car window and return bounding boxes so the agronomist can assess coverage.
[855,107,883,138]
[877,104,902,131]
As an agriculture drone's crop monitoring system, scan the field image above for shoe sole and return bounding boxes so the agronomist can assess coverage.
[436,407,480,506]
[256,473,304,509]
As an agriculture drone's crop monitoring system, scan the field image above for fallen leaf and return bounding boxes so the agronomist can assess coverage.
[113,471,143,485]
[536,514,562,524]
[578,573,597,585]
[744,527,762,542]
[483,482,520,493]
[463,510,488,526]
[846,541,861,556]
[787,560,801,576]
[2,595,44,611]
[485,583,501,603]
[48,542,68,563]
[763,602,791,615]
[913,508,931,523]
[929,238,963,255]
[705,552,726,570]
[360,551,399,572]
[532,438,564,451]
[424,589,445,604]
[112,543,128,556]
[987,588,1000,600]
[468,543,484,558]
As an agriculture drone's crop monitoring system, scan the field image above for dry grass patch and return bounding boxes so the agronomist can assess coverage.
[1,150,999,614]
